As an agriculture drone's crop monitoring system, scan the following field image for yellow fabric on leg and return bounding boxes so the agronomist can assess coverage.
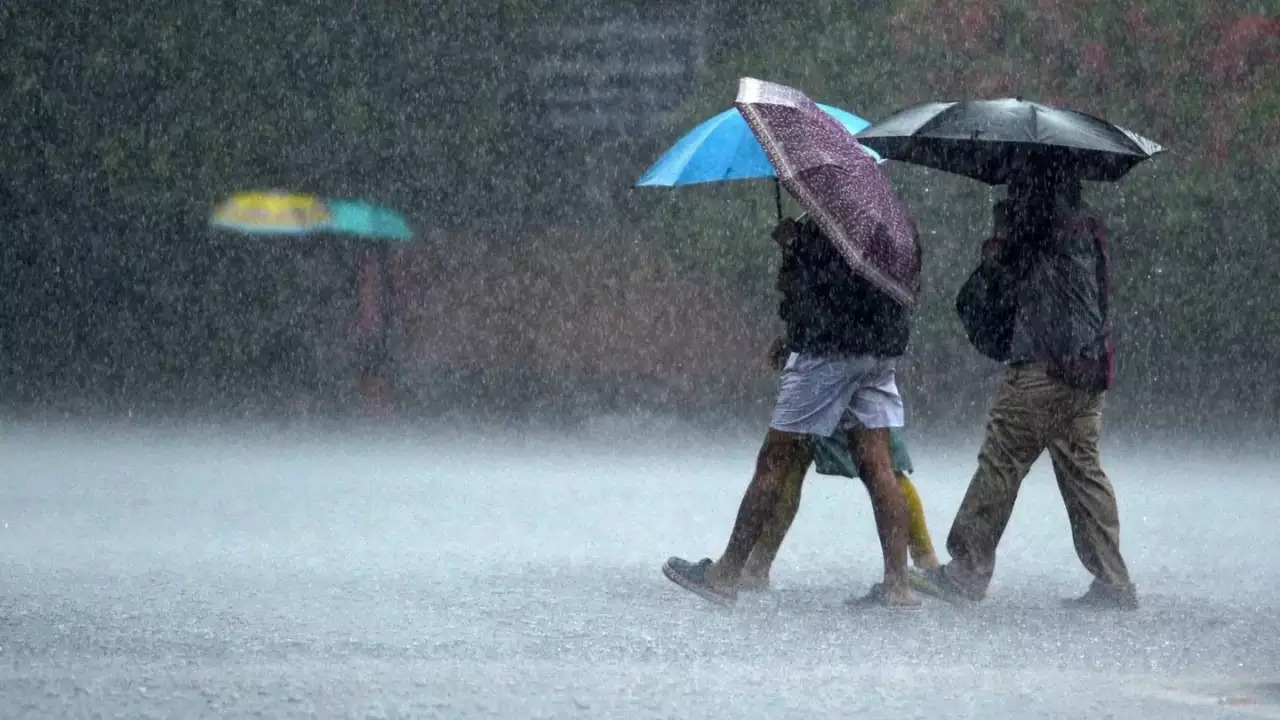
[897,472,936,562]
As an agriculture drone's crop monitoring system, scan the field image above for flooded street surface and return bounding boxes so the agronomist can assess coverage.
[3,422,1278,718]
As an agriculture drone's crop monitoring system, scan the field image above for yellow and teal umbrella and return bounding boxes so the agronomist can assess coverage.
[210,191,413,242]
[208,190,415,417]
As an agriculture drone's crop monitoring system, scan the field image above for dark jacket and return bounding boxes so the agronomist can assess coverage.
[956,197,1114,391]
[778,216,910,358]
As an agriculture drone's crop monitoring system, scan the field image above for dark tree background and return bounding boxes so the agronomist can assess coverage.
[2,0,1277,434]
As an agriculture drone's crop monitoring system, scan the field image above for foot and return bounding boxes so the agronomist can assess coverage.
[844,582,921,612]
[908,565,983,604]
[661,557,737,606]
[1062,581,1138,611]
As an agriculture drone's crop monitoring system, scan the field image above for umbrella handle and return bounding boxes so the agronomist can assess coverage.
[774,179,782,220]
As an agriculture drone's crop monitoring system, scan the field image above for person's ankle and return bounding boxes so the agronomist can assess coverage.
[879,579,916,601]
[705,560,737,589]
[882,569,911,588]
[741,562,769,581]
[913,554,940,570]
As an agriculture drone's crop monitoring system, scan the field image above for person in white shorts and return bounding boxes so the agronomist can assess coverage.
[663,214,920,610]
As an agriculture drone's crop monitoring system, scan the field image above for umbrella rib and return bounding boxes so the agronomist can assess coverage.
[725,111,769,182]
[675,110,737,184]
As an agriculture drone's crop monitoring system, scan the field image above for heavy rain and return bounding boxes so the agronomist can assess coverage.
[2,1,1278,717]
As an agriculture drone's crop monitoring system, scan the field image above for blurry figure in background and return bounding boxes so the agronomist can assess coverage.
[663,213,919,610]
[208,192,414,418]
[274,239,355,421]
[738,337,939,591]
[354,246,393,418]
[913,162,1136,610]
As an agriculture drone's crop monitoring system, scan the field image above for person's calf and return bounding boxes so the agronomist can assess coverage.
[853,427,912,594]
[865,474,912,591]
[739,459,808,591]
[706,431,804,588]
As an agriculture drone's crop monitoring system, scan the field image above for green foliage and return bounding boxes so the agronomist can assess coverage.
[634,0,1280,410]
[4,0,1277,417]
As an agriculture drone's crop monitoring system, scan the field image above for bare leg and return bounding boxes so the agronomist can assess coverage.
[743,448,937,581]
[850,426,914,602]
[742,441,813,588]
[705,429,808,590]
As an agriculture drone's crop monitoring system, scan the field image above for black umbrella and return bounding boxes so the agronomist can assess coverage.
[855,98,1165,184]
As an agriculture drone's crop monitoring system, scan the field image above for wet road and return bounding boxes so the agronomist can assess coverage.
[3,421,1278,718]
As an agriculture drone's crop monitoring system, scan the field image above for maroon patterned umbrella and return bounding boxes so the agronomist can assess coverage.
[735,78,921,307]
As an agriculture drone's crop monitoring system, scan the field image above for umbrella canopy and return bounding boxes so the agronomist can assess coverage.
[636,104,880,187]
[210,191,333,235]
[210,192,414,242]
[327,200,414,242]
[855,98,1165,184]
[736,78,921,307]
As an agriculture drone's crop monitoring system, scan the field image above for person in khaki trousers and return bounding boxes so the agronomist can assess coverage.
[912,165,1137,610]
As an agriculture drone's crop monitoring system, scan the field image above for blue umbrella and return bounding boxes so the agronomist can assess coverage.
[635,103,881,217]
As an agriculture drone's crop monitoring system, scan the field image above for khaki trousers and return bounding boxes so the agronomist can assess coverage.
[945,364,1131,597]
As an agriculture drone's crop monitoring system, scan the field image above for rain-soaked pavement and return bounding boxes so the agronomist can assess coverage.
[2,419,1278,718]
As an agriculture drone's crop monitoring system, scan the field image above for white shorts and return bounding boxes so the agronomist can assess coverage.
[769,352,904,436]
